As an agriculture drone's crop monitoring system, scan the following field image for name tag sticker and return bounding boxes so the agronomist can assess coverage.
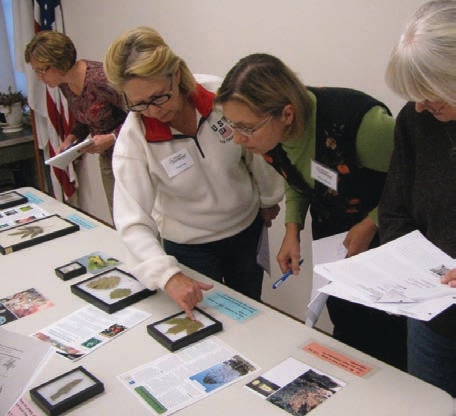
[161,149,194,178]
[311,159,338,191]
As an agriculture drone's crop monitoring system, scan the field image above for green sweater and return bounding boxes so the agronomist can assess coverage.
[282,91,395,227]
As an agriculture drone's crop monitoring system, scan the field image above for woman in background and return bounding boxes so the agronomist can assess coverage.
[215,53,407,370]
[25,31,127,217]
[103,27,283,319]
[380,0,456,396]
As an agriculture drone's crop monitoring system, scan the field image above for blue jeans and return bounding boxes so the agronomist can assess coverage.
[163,215,264,301]
[408,318,456,397]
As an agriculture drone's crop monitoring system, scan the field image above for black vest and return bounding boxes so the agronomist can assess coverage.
[264,87,391,239]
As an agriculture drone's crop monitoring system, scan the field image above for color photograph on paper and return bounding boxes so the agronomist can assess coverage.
[34,331,84,361]
[99,323,127,338]
[0,288,53,325]
[0,202,49,230]
[246,357,345,416]
[75,251,121,274]
[190,354,256,393]
[266,369,343,416]
[246,376,281,397]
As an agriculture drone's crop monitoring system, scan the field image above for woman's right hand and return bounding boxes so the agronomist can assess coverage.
[277,223,302,275]
[164,272,214,319]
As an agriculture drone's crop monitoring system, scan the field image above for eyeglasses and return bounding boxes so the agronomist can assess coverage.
[32,66,50,76]
[125,75,173,112]
[223,115,273,136]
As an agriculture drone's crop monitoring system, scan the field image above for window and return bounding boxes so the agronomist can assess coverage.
[1,0,27,94]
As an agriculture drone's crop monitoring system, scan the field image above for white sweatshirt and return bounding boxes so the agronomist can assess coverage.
[113,80,283,291]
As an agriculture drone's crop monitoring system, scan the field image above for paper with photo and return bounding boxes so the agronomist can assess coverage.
[0,288,54,326]
[245,357,345,416]
[74,251,121,274]
[0,203,49,230]
[118,337,258,416]
[32,305,150,361]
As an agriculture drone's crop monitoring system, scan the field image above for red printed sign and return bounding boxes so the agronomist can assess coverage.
[303,342,373,377]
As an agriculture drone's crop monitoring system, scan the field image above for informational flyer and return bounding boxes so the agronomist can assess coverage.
[32,305,150,361]
[118,337,258,415]
[0,203,49,230]
[245,357,345,416]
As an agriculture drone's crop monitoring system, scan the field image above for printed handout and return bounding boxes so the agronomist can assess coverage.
[314,230,456,320]
[118,337,258,415]
[0,328,53,415]
[0,203,49,231]
[32,305,150,361]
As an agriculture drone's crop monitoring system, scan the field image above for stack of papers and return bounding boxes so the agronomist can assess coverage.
[0,327,52,415]
[314,230,456,321]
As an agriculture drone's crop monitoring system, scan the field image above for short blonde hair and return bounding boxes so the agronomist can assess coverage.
[104,26,196,95]
[24,31,76,72]
[385,0,456,106]
[215,53,312,141]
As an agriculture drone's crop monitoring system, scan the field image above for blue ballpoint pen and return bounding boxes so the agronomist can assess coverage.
[272,259,304,289]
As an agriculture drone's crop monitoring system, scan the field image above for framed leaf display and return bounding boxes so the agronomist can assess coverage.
[0,190,28,209]
[30,366,104,416]
[147,307,223,351]
[70,267,155,313]
[0,215,80,254]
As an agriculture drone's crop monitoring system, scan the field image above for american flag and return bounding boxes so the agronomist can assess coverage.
[12,0,76,200]
[34,0,62,31]
[33,0,77,200]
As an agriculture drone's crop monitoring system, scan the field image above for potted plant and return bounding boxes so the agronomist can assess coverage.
[0,86,28,133]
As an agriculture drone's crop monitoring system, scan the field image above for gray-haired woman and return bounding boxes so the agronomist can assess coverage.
[379,0,456,397]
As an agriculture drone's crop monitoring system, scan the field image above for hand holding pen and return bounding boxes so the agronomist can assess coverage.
[272,258,304,289]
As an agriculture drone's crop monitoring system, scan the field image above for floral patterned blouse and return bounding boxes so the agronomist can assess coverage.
[59,60,127,146]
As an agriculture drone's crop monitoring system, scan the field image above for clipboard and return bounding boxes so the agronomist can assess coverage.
[45,138,93,169]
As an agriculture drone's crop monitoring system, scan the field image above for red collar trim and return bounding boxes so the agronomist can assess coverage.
[142,84,215,142]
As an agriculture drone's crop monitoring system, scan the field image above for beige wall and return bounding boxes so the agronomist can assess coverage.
[60,0,425,331]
